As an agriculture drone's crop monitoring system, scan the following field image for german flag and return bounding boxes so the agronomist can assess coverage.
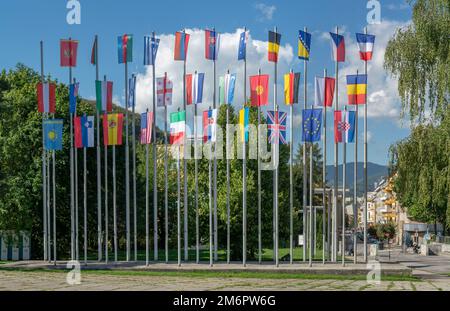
[284,72,300,105]
[268,30,281,63]
[346,74,367,105]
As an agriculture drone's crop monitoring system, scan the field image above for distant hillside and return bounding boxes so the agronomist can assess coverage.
[326,162,388,195]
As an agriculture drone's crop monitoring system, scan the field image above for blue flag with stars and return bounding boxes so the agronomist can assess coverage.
[302,109,322,142]
[238,31,248,61]
[44,119,63,151]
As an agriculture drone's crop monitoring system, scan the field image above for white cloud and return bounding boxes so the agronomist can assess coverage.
[254,3,276,21]
[386,3,410,10]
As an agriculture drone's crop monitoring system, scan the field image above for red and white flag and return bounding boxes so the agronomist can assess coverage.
[37,82,56,113]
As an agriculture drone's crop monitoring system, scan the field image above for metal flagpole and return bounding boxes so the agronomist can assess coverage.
[209,132,213,267]
[47,152,51,262]
[363,27,368,263]
[69,51,75,261]
[212,28,218,262]
[145,106,150,266]
[342,107,347,267]
[52,130,56,265]
[333,26,340,262]
[354,70,359,264]
[226,70,230,264]
[164,73,169,263]
[152,32,158,262]
[273,26,279,267]
[113,141,117,262]
[40,41,47,262]
[75,114,79,261]
[95,35,102,262]
[183,30,189,263]
[289,69,294,264]
[125,58,130,262]
[309,102,313,268]
[194,72,199,263]
[103,75,109,264]
[177,137,181,267]
[242,29,247,267]
[302,27,308,263]
[132,74,137,262]
[274,104,279,267]
[322,69,327,264]
[257,69,262,264]
[83,119,87,265]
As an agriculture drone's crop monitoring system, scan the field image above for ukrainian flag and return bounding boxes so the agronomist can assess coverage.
[268,30,281,63]
[298,30,311,60]
[239,108,249,143]
[346,74,367,105]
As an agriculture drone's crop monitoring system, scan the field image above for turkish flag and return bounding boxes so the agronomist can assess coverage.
[250,74,269,107]
[60,39,78,67]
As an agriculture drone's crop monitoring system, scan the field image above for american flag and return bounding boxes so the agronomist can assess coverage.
[156,76,173,107]
[140,111,153,144]
[267,110,287,145]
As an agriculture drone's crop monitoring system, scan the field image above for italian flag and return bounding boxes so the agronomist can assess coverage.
[96,80,113,112]
[170,111,186,145]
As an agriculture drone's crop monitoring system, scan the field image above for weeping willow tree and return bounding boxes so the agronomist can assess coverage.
[385,0,449,231]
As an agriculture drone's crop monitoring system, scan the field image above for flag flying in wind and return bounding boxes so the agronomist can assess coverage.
[170,111,186,145]
[298,30,311,60]
[37,82,56,113]
[140,111,153,145]
[268,30,281,63]
[186,72,204,105]
[250,74,269,106]
[60,39,78,67]
[157,76,173,107]
[314,76,336,107]
[284,72,300,105]
[74,115,95,148]
[302,109,322,142]
[334,110,356,143]
[347,74,367,105]
[356,33,375,61]
[43,119,63,151]
[267,110,287,145]
[239,108,249,143]
[330,32,345,62]
[118,34,133,64]
[103,113,123,146]
[238,30,249,61]
[203,109,217,143]
[205,29,220,60]
[90,37,97,65]
[219,73,236,105]
[96,80,113,112]
[174,31,190,61]
[128,75,136,108]
[144,35,160,66]
[69,82,79,114]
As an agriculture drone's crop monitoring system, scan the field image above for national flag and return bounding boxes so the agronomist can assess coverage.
[267,110,287,145]
[205,29,220,60]
[250,74,269,107]
[314,76,336,107]
[170,111,186,145]
[284,72,300,105]
[330,32,345,62]
[90,37,97,65]
[37,82,56,113]
[356,33,375,61]
[334,110,356,143]
[302,109,322,142]
[347,74,367,105]
[43,119,63,151]
[238,30,249,61]
[140,111,153,144]
[69,82,79,114]
[202,109,217,143]
[144,35,160,66]
[174,31,190,61]
[118,34,133,64]
[186,72,204,105]
[268,30,281,63]
[219,73,236,105]
[74,115,95,148]
[157,76,173,107]
[128,75,136,108]
[60,39,78,67]
[103,113,123,146]
[95,80,113,112]
[298,30,311,60]
[239,108,249,143]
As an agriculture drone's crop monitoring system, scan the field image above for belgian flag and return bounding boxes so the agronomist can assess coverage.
[268,30,281,63]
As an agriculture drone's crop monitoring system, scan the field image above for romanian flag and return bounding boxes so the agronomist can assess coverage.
[239,108,249,143]
[37,82,56,113]
[96,80,113,112]
[174,31,190,61]
[298,30,311,60]
[284,72,300,105]
[268,30,281,63]
[60,39,78,67]
[118,34,133,64]
[347,74,367,105]
[103,113,123,146]
[250,74,269,107]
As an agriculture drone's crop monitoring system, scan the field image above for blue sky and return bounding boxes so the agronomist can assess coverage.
[0,0,414,166]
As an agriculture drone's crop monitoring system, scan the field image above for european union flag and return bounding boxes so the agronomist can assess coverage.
[238,31,248,61]
[44,119,63,151]
[302,109,322,142]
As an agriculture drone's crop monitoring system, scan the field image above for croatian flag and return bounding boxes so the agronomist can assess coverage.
[186,72,204,105]
[74,115,95,148]
[330,32,345,62]
[334,110,356,143]
[140,111,153,145]
[205,29,220,60]
[203,109,217,143]
[356,33,375,61]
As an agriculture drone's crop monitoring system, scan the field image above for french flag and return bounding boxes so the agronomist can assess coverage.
[330,32,345,62]
[334,110,356,143]
[186,72,204,105]
[37,82,56,113]
[356,33,375,61]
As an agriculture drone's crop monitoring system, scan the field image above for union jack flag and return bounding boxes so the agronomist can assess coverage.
[267,110,287,145]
